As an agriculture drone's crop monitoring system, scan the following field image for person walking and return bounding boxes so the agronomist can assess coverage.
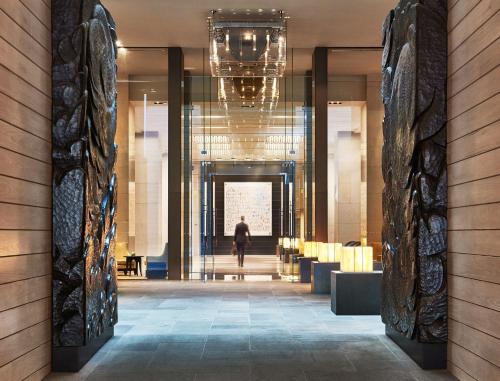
[233,216,251,267]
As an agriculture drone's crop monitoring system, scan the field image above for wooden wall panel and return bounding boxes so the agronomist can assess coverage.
[449,342,500,381]
[448,11,500,75]
[447,38,500,98]
[448,66,499,120]
[448,175,500,207]
[448,120,500,163]
[0,121,51,163]
[447,1,500,379]
[0,276,51,312]
[0,148,51,185]
[448,0,480,31]
[448,0,498,53]
[448,147,500,186]
[0,343,50,381]
[0,231,51,257]
[449,319,500,367]
[0,0,50,50]
[447,93,500,142]
[449,252,500,283]
[0,1,51,379]
[448,230,500,256]
[0,253,51,284]
[449,297,500,340]
[0,11,50,73]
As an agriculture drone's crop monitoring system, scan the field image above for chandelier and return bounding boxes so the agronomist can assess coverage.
[208,9,287,78]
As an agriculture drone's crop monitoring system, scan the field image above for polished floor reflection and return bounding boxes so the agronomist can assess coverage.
[47,281,455,381]
[207,254,282,280]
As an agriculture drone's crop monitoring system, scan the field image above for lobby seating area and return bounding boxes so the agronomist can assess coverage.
[146,243,169,279]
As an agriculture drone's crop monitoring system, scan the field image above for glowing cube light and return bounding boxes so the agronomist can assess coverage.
[356,246,373,272]
[293,238,302,251]
[282,237,291,249]
[304,241,319,258]
[327,243,342,262]
[318,243,329,262]
[340,246,373,272]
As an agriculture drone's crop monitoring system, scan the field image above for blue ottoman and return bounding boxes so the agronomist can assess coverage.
[146,261,167,279]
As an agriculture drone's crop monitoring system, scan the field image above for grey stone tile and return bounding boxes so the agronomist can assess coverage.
[410,370,458,381]
[194,372,251,381]
[86,370,195,381]
[45,279,455,381]
[250,365,307,381]
[304,369,416,381]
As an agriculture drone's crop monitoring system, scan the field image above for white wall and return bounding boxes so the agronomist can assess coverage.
[327,104,364,243]
[132,103,168,257]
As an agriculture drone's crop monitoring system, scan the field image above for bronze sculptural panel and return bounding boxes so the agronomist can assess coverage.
[380,0,447,345]
[52,0,118,368]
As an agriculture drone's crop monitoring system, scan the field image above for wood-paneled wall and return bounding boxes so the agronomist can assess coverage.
[0,1,52,380]
[447,1,500,380]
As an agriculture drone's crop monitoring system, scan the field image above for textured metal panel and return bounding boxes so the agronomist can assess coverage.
[380,0,447,343]
[52,0,118,347]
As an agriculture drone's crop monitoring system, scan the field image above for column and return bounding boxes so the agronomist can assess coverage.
[168,47,183,280]
[313,47,328,242]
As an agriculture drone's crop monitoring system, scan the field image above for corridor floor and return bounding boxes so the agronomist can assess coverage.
[47,280,455,381]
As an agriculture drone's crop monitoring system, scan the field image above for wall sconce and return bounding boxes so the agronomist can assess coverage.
[340,246,373,272]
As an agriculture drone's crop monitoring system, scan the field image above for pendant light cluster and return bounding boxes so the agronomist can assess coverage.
[208,9,287,108]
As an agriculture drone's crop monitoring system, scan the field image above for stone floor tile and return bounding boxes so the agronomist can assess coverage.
[45,278,455,381]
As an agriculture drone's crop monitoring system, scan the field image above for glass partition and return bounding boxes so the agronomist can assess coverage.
[327,48,384,260]
[114,48,168,275]
[185,48,312,279]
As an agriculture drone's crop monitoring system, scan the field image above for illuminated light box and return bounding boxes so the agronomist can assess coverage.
[304,241,319,258]
[340,246,374,272]
[293,238,302,251]
[282,237,291,249]
[318,243,329,262]
[328,243,342,262]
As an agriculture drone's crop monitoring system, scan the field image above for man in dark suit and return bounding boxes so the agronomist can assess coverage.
[233,216,251,267]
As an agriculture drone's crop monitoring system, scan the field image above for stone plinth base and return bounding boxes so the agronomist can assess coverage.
[311,262,340,294]
[331,271,382,315]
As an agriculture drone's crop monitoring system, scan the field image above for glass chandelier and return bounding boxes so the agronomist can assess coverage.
[208,9,287,78]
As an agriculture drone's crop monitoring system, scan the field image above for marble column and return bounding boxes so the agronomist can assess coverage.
[366,74,384,259]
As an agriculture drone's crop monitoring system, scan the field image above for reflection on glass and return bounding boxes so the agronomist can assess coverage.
[327,49,384,260]
[115,48,168,271]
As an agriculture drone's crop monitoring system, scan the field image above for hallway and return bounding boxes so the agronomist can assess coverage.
[47,281,454,381]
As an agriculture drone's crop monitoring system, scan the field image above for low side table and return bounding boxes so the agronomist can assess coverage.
[311,262,340,294]
[125,255,143,276]
[299,257,318,283]
[331,271,382,315]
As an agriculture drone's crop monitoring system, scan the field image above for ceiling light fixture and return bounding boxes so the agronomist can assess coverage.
[208,9,287,78]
